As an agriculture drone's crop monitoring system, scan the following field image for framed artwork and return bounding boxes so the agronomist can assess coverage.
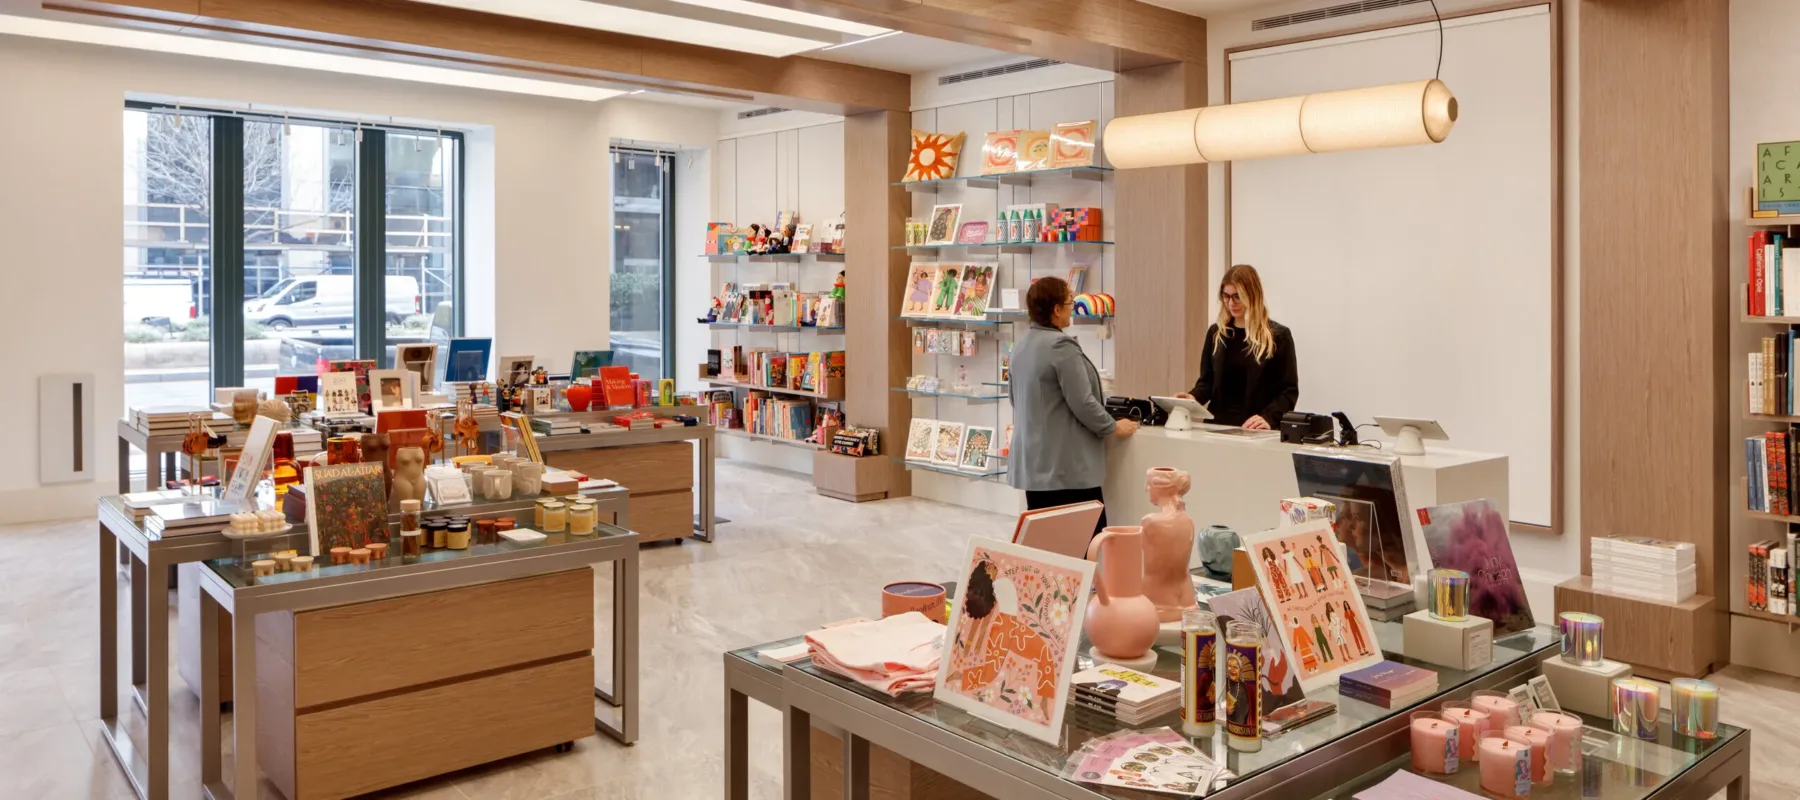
[1242,520,1383,693]
[305,463,389,555]
[319,372,359,414]
[1416,499,1535,636]
[932,421,966,466]
[1293,451,1418,590]
[570,349,613,379]
[1015,130,1051,171]
[929,265,965,317]
[223,415,278,502]
[902,264,936,317]
[904,130,964,182]
[1207,587,1307,716]
[952,264,996,319]
[904,418,936,462]
[444,338,492,383]
[499,355,534,387]
[960,425,995,472]
[369,368,415,412]
[935,536,1095,744]
[981,130,1021,175]
[955,220,990,245]
[396,344,438,393]
[925,204,963,246]
[1050,120,1097,169]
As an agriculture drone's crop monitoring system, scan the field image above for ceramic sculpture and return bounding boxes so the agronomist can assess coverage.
[1142,467,1199,622]
[1197,525,1241,580]
[390,447,427,508]
[1084,526,1160,662]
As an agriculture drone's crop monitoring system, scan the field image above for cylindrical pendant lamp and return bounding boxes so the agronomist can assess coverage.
[1101,78,1458,168]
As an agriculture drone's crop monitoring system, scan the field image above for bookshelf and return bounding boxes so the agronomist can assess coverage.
[716,428,825,451]
[1746,215,1800,227]
[704,378,843,402]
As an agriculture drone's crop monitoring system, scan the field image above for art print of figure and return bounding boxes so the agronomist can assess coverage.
[934,267,961,314]
[906,266,933,314]
[1243,520,1383,691]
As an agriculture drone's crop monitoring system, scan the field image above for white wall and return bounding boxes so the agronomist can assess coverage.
[0,34,712,523]
[1204,0,1578,614]
[707,113,848,474]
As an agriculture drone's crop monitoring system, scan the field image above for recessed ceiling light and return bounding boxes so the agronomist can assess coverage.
[404,0,835,57]
[819,30,902,51]
[666,0,889,37]
[0,14,625,101]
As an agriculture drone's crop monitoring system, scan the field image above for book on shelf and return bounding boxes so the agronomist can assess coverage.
[1744,431,1800,516]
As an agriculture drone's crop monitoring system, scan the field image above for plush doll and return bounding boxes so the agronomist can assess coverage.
[832,270,846,302]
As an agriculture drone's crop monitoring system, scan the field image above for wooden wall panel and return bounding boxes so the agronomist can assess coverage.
[1577,0,1729,654]
[1112,61,1208,398]
[843,111,912,497]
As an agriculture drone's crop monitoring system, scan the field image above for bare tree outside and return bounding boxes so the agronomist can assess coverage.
[138,113,288,220]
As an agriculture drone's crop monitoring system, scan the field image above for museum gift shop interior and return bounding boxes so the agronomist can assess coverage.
[0,0,1788,797]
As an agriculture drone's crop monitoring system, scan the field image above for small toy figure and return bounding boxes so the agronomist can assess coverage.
[453,399,481,456]
[832,270,846,302]
[747,223,767,254]
[531,366,548,385]
[422,413,445,462]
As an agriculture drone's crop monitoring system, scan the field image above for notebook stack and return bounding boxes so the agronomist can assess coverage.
[531,416,583,436]
[131,406,229,435]
[1071,664,1182,724]
[1357,578,1418,622]
[1592,535,1697,603]
[144,496,252,537]
[1338,661,1439,709]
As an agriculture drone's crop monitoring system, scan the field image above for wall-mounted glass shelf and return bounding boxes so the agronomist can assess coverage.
[893,166,1113,191]
[702,252,846,262]
[897,241,1111,255]
[984,311,1113,325]
[705,322,844,333]
[897,316,1005,328]
[891,387,1010,402]
[894,458,1007,480]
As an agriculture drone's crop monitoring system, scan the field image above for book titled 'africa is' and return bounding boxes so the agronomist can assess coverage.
[1338,661,1438,709]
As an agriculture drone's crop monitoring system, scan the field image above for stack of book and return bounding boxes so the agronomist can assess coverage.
[1357,579,1418,622]
[531,416,583,436]
[1746,229,1796,318]
[1592,535,1696,603]
[1749,539,1792,616]
[1747,332,1796,416]
[131,406,228,436]
[743,392,815,442]
[1070,664,1181,725]
[287,428,323,461]
[1338,661,1438,709]
[144,496,251,537]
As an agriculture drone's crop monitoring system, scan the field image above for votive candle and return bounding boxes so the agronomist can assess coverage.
[1411,712,1460,775]
[1429,568,1471,621]
[1478,734,1532,799]
[1504,725,1553,786]
[1472,690,1522,729]
[1180,609,1217,738]
[1442,701,1489,762]
[1224,620,1262,752]
[1529,711,1583,774]
[1559,612,1604,666]
[1611,677,1661,739]
[1670,678,1719,739]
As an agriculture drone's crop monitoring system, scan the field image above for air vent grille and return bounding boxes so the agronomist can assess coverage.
[938,58,1062,86]
[737,107,791,120]
[1251,0,1431,31]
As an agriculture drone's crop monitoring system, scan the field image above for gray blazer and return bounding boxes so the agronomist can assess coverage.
[1007,324,1116,491]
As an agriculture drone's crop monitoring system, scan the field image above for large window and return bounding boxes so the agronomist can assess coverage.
[610,147,673,379]
[122,105,464,421]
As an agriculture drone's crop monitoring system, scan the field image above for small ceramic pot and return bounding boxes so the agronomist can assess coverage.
[1197,525,1240,580]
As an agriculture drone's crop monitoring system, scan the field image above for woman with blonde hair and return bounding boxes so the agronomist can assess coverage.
[1177,264,1299,430]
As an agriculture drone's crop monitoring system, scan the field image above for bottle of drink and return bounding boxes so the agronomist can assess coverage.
[270,431,300,499]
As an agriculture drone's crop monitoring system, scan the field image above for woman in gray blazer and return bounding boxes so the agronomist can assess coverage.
[1007,276,1137,532]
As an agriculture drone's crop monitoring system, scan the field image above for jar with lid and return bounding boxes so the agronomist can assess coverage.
[535,498,557,528]
[399,499,422,533]
[445,521,471,549]
[541,501,567,533]
[568,502,597,536]
[476,519,498,545]
[425,519,447,548]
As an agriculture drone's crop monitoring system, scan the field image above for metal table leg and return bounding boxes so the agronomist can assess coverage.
[130,556,147,709]
[145,554,169,800]
[230,601,259,800]
[199,591,223,799]
[844,733,870,800]
[783,705,812,800]
[595,548,639,744]
[725,684,749,800]
[118,435,131,494]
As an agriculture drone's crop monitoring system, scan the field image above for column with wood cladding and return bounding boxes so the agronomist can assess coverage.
[1112,60,1208,398]
[844,111,913,497]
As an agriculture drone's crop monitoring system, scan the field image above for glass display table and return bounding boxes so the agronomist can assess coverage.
[729,611,1749,799]
[192,507,639,800]
[96,484,629,800]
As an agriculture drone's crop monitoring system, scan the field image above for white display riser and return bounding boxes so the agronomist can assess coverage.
[718,434,817,475]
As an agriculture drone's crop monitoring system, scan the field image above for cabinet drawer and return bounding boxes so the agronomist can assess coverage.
[546,441,693,495]
[290,568,593,708]
[631,490,694,543]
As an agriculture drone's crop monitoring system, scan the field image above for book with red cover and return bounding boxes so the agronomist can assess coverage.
[1771,432,1791,516]
[1753,230,1770,316]
[598,366,634,409]
[376,408,429,434]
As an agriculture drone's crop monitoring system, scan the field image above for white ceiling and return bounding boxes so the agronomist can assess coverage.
[1141,0,1295,16]
[805,31,1015,74]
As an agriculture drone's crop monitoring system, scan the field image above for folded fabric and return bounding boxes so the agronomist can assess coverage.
[806,612,946,696]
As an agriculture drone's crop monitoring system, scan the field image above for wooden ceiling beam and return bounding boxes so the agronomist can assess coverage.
[42,0,912,112]
[757,0,1208,70]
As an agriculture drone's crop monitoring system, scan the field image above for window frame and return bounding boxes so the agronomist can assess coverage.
[608,145,676,380]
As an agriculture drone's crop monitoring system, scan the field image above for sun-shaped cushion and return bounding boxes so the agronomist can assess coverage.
[905,130,965,182]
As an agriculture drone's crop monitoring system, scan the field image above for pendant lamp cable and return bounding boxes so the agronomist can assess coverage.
[1429,0,1443,80]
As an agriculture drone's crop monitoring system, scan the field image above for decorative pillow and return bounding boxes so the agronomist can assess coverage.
[905,130,965,182]
[981,130,1020,175]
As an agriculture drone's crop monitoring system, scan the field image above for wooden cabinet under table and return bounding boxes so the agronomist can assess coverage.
[255,568,596,800]
[546,440,693,543]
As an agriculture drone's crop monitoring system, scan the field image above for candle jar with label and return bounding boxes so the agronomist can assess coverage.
[1223,620,1262,752]
[1504,725,1552,785]
[1472,690,1521,729]
[1529,711,1583,773]
[445,521,471,550]
[1410,711,1459,775]
[1441,701,1489,762]
[569,502,598,535]
[1478,734,1532,799]
[541,501,567,533]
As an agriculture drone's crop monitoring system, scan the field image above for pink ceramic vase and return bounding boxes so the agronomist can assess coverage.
[1141,467,1198,622]
[1084,525,1161,660]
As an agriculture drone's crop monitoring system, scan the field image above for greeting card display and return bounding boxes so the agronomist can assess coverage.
[929,265,964,316]
[961,426,996,472]
[951,264,997,319]
[1417,499,1535,636]
[1293,451,1418,590]
[905,130,964,182]
[902,264,936,317]
[1242,520,1382,692]
[932,421,966,466]
[935,536,1095,744]
[1050,120,1097,168]
[905,418,936,462]
[925,204,963,245]
[981,130,1020,175]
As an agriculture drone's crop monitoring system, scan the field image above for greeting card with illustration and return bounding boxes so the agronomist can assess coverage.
[1207,587,1307,716]
[953,264,996,319]
[1417,499,1535,636]
[903,264,936,317]
[904,418,936,462]
[935,536,1095,744]
[1242,520,1382,692]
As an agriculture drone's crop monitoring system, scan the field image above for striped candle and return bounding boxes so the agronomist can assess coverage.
[1429,568,1471,621]
[1611,677,1662,739]
[1559,611,1604,666]
[1671,678,1719,739]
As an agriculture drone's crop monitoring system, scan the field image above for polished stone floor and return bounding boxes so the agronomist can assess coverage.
[0,460,1794,798]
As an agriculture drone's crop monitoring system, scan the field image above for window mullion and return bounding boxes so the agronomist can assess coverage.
[210,115,245,389]
[355,129,387,362]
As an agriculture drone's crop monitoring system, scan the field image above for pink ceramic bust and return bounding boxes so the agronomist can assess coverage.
[1084,526,1161,660]
[1141,467,1198,622]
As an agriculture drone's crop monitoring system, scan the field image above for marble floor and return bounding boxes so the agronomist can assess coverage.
[0,461,1795,799]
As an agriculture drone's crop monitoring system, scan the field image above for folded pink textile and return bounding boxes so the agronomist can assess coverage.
[806,612,945,696]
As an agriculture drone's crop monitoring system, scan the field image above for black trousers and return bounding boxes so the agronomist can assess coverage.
[1024,486,1108,534]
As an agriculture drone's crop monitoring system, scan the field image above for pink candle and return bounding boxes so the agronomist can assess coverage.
[1472,691,1521,730]
[1479,735,1532,798]
[1410,712,1459,775]
[1505,725,1553,785]
[1529,711,1583,774]
[1442,703,1490,761]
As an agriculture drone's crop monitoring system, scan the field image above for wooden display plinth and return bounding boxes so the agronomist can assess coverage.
[812,451,890,502]
[547,440,692,542]
[257,569,596,800]
[1554,577,1721,680]
[811,727,987,800]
